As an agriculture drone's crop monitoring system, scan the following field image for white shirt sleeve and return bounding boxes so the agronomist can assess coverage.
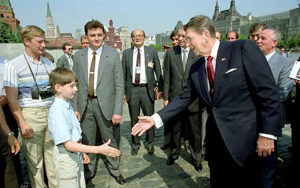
[259,133,277,140]
[3,63,18,88]
[151,113,164,129]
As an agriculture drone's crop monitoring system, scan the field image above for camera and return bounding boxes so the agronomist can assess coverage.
[31,86,53,100]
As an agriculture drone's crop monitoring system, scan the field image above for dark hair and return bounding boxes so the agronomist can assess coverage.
[49,68,78,92]
[249,22,267,34]
[62,42,71,50]
[226,31,239,39]
[84,19,106,35]
[170,30,178,40]
[184,15,216,37]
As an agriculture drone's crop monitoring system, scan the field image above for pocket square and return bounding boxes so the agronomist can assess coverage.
[225,68,238,74]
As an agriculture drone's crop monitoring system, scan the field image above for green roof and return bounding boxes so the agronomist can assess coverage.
[0,0,13,12]
[47,1,52,17]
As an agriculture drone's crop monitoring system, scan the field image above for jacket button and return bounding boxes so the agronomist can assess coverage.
[213,107,216,110]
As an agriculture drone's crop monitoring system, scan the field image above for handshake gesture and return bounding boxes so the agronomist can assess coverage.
[131,116,155,136]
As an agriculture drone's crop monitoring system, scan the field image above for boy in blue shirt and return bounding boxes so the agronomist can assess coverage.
[48,68,121,187]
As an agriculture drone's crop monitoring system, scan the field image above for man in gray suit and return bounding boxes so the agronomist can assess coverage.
[163,26,202,170]
[56,42,73,70]
[122,29,163,156]
[256,27,294,188]
[72,20,125,185]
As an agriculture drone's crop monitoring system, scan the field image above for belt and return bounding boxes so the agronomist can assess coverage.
[132,83,148,87]
[88,95,97,99]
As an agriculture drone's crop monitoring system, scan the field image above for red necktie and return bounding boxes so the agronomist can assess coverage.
[207,56,215,95]
[135,48,141,84]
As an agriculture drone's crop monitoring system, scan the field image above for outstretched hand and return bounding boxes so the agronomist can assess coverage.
[98,139,121,157]
[131,116,155,136]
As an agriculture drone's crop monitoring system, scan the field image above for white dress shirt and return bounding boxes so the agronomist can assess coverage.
[65,54,73,70]
[132,45,147,84]
[87,46,103,93]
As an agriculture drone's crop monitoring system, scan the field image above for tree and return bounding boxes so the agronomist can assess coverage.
[0,21,22,43]
[149,44,163,52]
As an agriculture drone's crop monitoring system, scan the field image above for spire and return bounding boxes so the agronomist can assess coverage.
[47,1,52,17]
[212,0,219,20]
[230,0,236,13]
[0,0,13,12]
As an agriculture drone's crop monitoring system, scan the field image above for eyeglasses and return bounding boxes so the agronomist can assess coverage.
[132,35,144,38]
[81,42,89,45]
[66,48,73,50]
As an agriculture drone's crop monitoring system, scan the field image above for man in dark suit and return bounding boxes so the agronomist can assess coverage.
[163,26,202,170]
[72,20,125,185]
[132,15,281,188]
[122,29,163,156]
[57,42,73,70]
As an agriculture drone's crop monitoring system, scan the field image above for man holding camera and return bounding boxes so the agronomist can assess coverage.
[3,25,57,188]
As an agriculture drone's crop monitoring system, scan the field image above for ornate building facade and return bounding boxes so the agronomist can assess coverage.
[212,0,300,40]
[105,19,122,51]
[0,0,20,31]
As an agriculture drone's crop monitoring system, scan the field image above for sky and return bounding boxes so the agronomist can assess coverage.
[10,0,300,36]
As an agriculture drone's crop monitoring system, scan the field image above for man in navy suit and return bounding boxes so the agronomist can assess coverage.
[132,15,281,188]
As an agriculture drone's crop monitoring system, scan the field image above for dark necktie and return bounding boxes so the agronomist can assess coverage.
[135,48,141,84]
[207,56,215,95]
[88,52,96,96]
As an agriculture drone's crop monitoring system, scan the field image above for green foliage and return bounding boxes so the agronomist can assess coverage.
[238,34,248,40]
[149,44,163,51]
[0,21,22,43]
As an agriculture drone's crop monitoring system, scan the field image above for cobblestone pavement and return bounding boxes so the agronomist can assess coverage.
[87,101,293,188]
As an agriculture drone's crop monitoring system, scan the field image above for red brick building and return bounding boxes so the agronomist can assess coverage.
[105,19,122,51]
[0,0,20,31]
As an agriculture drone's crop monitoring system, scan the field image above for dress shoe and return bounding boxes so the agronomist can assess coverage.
[147,146,155,155]
[131,148,138,156]
[160,144,169,150]
[111,174,125,185]
[193,163,203,172]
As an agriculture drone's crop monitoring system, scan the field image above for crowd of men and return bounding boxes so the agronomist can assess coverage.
[0,15,299,188]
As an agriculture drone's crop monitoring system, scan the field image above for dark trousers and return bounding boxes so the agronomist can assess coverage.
[2,105,23,185]
[259,145,277,188]
[186,111,202,165]
[128,86,155,150]
[81,98,121,179]
[206,116,262,188]
[0,130,18,188]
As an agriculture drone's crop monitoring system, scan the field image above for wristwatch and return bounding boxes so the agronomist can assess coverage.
[7,131,15,136]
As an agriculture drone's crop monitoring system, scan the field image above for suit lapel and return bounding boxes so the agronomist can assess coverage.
[128,47,134,76]
[184,51,195,78]
[192,57,211,105]
[174,46,184,76]
[213,41,230,103]
[144,46,151,79]
[80,48,88,84]
[97,44,109,86]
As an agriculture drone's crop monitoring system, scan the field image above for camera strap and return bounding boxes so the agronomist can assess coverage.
[24,54,50,95]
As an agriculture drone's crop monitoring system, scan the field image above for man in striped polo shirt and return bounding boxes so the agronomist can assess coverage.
[4,26,57,188]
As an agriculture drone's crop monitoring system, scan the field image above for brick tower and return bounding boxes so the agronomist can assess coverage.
[0,0,20,30]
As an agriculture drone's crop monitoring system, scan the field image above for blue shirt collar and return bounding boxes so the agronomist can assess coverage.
[54,97,71,109]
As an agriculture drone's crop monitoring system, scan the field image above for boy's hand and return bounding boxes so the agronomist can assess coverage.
[82,153,90,164]
[98,139,121,157]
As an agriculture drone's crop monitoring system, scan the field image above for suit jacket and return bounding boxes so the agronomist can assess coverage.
[268,52,294,101]
[72,44,124,121]
[122,46,163,102]
[157,40,282,165]
[57,54,73,70]
[163,46,200,112]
